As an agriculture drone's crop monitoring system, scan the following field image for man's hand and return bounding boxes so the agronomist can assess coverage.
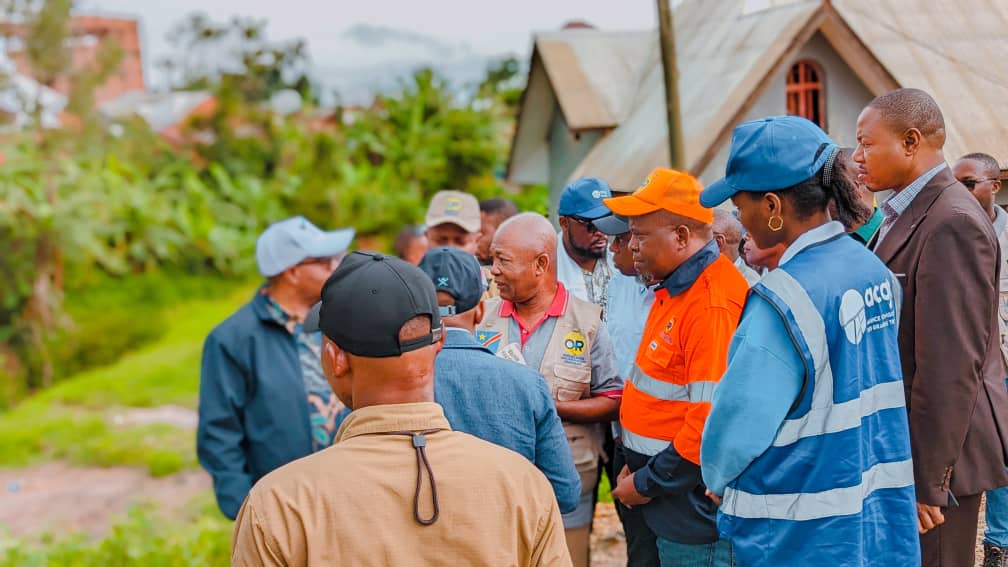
[917,502,945,534]
[611,465,652,508]
[705,489,722,506]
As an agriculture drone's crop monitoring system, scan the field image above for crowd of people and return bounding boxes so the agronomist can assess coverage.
[199,87,1008,567]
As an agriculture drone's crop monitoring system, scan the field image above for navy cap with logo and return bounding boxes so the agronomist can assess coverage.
[417,247,485,317]
[558,177,614,220]
[700,115,837,208]
[304,251,443,357]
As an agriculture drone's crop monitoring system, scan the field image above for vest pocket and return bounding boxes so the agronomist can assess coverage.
[643,339,686,384]
[552,364,590,401]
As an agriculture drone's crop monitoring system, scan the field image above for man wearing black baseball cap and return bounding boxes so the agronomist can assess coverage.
[419,247,581,515]
[231,251,572,566]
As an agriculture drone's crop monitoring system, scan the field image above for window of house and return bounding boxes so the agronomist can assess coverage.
[786,60,826,130]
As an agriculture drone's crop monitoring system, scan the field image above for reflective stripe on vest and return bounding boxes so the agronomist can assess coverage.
[758,269,903,447]
[621,428,670,456]
[628,366,718,403]
[721,458,913,520]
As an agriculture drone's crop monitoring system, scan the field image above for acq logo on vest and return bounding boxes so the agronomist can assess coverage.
[839,280,895,345]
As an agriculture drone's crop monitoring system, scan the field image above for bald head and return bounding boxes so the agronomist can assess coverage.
[712,209,743,261]
[493,213,557,263]
[489,213,558,303]
[868,88,946,147]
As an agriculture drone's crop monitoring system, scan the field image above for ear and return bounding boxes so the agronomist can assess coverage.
[902,128,923,156]
[993,180,1002,195]
[535,252,550,275]
[764,192,783,215]
[433,326,446,356]
[558,216,569,231]
[473,299,486,326]
[714,233,727,250]
[322,339,349,385]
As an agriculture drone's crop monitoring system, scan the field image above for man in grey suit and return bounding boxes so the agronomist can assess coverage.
[854,88,1008,567]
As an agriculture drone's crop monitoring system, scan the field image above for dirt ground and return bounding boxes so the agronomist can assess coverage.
[0,462,211,538]
[0,463,991,566]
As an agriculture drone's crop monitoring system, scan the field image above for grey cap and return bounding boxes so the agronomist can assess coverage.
[255,216,355,277]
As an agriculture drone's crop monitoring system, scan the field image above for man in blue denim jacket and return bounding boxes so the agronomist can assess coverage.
[197,217,354,519]
[419,247,581,513]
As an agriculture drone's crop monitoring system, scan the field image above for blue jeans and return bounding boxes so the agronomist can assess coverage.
[657,537,734,567]
[987,378,1008,547]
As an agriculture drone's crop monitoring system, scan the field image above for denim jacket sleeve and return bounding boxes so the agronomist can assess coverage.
[532,377,582,513]
[197,331,253,520]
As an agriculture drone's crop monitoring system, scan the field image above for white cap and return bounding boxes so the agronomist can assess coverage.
[255,216,355,277]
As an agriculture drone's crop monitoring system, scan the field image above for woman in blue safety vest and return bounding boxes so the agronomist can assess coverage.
[697,116,920,567]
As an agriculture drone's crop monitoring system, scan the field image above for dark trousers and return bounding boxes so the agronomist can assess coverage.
[613,442,661,567]
[920,492,982,567]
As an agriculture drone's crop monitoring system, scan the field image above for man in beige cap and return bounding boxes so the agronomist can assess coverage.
[425,190,481,255]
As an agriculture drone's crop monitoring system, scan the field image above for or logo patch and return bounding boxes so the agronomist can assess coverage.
[564,331,587,356]
[444,197,463,215]
[437,276,449,287]
[477,330,503,354]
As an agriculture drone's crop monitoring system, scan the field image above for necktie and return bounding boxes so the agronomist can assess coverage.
[876,203,899,245]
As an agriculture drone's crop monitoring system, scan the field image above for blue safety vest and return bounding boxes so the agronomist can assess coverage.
[718,234,920,566]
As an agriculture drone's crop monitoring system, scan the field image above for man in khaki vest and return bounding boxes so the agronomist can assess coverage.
[478,213,624,567]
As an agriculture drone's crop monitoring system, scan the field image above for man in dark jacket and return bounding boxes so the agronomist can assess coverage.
[197,216,354,519]
[855,88,1008,567]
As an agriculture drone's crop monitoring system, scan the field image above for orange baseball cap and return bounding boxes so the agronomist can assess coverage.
[603,168,713,224]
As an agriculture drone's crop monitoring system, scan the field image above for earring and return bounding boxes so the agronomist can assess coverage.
[768,215,784,231]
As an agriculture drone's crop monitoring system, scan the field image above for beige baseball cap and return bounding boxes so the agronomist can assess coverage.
[424,190,480,233]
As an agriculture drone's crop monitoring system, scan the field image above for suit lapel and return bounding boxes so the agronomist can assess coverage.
[873,167,957,264]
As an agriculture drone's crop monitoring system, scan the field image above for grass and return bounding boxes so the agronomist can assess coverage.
[0,493,232,566]
[0,282,254,476]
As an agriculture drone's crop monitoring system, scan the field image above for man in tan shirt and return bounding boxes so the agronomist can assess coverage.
[231,251,571,567]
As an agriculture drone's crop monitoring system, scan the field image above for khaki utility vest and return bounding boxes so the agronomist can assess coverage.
[477,295,603,479]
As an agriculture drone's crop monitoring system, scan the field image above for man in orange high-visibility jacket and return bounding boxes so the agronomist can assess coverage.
[606,168,748,566]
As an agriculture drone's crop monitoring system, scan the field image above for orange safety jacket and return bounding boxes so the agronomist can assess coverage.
[620,252,748,464]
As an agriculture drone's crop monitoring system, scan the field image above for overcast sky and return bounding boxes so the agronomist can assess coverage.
[77,0,657,100]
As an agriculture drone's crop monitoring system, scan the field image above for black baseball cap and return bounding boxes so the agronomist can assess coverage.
[304,251,443,357]
[418,247,485,316]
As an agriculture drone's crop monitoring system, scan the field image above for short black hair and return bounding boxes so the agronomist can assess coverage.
[868,88,946,146]
[479,198,519,220]
[959,152,1002,178]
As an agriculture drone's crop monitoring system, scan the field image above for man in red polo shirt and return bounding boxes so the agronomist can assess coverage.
[476,212,623,567]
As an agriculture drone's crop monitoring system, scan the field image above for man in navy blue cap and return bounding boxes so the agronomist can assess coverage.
[418,247,581,515]
[557,178,615,311]
[198,216,354,520]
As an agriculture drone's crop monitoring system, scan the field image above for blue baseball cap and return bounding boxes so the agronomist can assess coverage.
[558,177,613,219]
[699,116,837,208]
[418,247,485,316]
[255,216,355,277]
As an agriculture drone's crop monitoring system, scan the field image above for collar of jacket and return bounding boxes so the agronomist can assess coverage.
[335,402,451,442]
[442,327,492,352]
[658,239,720,297]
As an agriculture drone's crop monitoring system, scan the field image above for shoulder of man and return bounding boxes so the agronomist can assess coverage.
[205,299,264,347]
[699,255,750,311]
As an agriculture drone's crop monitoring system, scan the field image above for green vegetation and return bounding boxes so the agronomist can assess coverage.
[1,494,232,566]
[0,282,252,475]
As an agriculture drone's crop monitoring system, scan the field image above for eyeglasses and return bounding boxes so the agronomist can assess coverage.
[959,177,999,190]
[568,216,601,233]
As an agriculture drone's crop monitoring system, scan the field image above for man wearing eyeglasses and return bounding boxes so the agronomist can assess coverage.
[953,153,1008,567]
[197,216,354,520]
[557,178,615,314]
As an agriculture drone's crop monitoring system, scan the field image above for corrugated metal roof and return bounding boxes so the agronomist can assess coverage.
[510,0,1008,190]
[535,30,655,130]
[834,0,1008,163]
[100,90,213,132]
